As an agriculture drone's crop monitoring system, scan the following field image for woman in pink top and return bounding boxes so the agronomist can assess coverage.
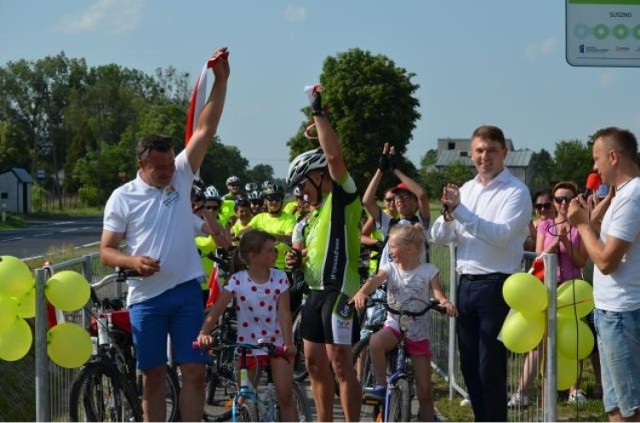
[509,181,589,407]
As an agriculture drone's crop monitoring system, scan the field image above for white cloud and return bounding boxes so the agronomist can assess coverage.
[284,4,307,22]
[523,37,557,61]
[56,0,144,34]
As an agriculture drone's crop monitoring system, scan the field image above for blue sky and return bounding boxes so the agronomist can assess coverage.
[2,0,639,179]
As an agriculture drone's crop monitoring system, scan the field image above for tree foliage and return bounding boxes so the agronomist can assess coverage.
[287,48,421,194]
[553,139,593,189]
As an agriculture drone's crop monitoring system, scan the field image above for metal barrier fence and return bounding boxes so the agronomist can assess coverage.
[9,246,563,421]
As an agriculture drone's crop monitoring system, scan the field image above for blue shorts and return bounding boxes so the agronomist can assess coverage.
[595,308,640,418]
[129,279,210,370]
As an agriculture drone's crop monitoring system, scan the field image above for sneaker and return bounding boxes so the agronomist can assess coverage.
[568,389,587,405]
[364,386,387,402]
[507,393,529,407]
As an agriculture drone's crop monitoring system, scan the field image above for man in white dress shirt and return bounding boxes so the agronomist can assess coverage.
[430,125,531,421]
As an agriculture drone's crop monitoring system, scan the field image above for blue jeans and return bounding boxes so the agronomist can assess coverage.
[595,308,640,418]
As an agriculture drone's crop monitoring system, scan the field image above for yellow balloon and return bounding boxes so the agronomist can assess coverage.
[0,296,19,330]
[15,286,36,319]
[0,256,34,298]
[0,317,33,361]
[557,352,579,390]
[47,322,92,368]
[557,279,594,318]
[502,273,548,316]
[45,271,90,311]
[500,310,545,353]
[557,316,594,360]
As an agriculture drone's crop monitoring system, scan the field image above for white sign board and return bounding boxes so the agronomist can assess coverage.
[566,0,640,67]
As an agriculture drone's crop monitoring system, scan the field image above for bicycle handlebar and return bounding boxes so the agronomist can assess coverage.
[365,297,446,316]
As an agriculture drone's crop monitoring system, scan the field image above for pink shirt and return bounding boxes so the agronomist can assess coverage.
[538,219,582,282]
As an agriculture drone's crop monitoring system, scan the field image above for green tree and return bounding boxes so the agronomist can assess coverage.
[441,161,475,187]
[528,149,554,193]
[553,139,593,188]
[246,164,274,185]
[286,48,421,193]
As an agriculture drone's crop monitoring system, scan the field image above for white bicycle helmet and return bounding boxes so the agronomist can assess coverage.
[245,182,258,192]
[286,148,327,187]
[204,185,221,200]
[226,176,240,186]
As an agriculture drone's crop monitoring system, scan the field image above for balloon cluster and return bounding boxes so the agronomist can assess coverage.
[500,272,595,390]
[0,256,92,368]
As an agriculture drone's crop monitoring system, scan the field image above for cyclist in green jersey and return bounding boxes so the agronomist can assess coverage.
[285,86,361,422]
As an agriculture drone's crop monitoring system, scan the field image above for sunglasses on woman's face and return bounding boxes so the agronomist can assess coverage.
[553,196,574,204]
[535,202,552,211]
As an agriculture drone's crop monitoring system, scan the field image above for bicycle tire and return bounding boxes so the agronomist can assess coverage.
[387,377,411,422]
[292,381,312,422]
[236,399,259,422]
[69,361,142,422]
[164,365,181,422]
[352,336,376,391]
[292,312,308,382]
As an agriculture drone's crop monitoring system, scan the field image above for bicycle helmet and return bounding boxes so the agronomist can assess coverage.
[286,148,327,187]
[204,185,221,200]
[247,190,262,201]
[293,186,302,198]
[226,176,240,186]
[245,182,258,192]
[262,183,284,197]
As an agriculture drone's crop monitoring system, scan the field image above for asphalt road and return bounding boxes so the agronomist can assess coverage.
[0,216,103,259]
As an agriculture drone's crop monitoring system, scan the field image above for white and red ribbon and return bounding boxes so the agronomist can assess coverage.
[184,57,220,145]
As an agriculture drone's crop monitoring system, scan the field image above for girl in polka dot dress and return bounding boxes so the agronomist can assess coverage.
[197,229,297,421]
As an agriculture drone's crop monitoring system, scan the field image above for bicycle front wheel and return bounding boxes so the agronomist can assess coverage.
[387,377,411,422]
[292,312,308,382]
[164,365,181,422]
[235,399,259,422]
[69,361,142,422]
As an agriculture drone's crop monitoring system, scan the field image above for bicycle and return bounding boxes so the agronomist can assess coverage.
[195,341,312,422]
[358,297,445,422]
[69,268,181,422]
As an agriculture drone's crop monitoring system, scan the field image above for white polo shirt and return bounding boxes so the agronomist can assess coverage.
[430,168,532,275]
[103,150,204,305]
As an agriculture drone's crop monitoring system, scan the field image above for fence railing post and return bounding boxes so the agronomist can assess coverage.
[542,253,558,423]
[447,242,458,400]
[35,267,50,422]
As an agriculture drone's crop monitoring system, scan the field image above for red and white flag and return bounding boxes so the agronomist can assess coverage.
[184,57,220,145]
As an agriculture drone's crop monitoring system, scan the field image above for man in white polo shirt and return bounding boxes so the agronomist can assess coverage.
[431,125,531,422]
[100,47,229,422]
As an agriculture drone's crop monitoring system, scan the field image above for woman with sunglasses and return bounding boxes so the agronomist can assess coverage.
[509,181,588,407]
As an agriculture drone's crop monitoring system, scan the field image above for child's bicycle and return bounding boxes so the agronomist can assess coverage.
[360,297,445,422]
[194,341,312,422]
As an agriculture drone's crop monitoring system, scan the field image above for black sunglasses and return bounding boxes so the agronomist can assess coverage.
[384,197,395,202]
[206,205,219,211]
[553,196,574,204]
[534,202,552,211]
[265,195,283,202]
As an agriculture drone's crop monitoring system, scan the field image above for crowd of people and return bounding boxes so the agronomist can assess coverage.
[100,46,639,422]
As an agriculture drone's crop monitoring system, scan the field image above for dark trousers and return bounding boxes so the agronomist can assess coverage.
[456,274,510,422]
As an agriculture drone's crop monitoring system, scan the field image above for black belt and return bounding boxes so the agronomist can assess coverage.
[460,273,509,281]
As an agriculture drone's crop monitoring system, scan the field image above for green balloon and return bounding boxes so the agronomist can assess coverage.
[500,310,545,353]
[47,323,92,369]
[557,279,594,318]
[557,316,594,360]
[0,296,19,330]
[0,317,32,361]
[502,273,548,316]
[557,352,579,391]
[0,256,34,298]
[45,271,90,311]
[15,286,36,319]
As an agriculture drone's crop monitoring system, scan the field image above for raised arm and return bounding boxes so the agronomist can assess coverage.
[185,47,230,172]
[310,88,346,182]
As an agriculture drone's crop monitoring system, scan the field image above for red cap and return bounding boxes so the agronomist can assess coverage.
[391,182,417,198]
[585,173,602,191]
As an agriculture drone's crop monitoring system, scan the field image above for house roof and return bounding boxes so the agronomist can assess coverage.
[435,149,534,168]
[0,167,35,183]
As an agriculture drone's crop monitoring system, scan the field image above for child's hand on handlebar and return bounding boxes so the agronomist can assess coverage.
[439,300,458,317]
[196,331,214,349]
[349,291,368,312]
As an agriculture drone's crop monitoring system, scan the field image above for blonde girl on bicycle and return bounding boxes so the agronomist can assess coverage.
[351,223,457,421]
[197,229,298,421]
